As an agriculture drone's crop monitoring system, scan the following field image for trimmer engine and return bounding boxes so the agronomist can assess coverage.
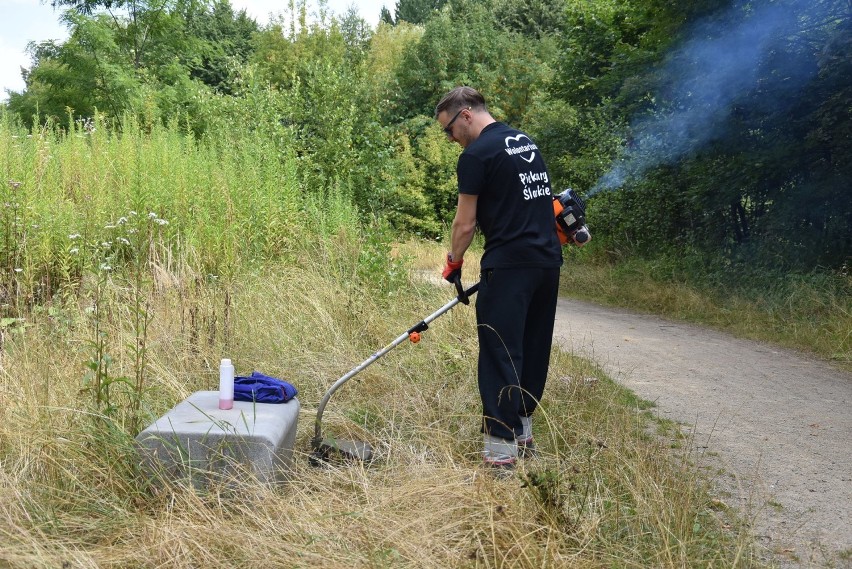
[553,188,591,246]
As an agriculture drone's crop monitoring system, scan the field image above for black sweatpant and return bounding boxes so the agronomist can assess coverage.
[475,266,560,441]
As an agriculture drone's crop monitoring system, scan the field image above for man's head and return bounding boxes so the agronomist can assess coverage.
[435,86,493,147]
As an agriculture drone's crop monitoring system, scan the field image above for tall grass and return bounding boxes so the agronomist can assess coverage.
[0,113,766,567]
[0,252,764,568]
[0,110,313,314]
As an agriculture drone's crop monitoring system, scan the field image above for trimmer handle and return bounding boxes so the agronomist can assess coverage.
[453,276,479,304]
[454,275,469,304]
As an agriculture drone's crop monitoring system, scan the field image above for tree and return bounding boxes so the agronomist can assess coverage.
[338,6,373,66]
[181,0,259,94]
[50,0,123,14]
[10,0,260,125]
[361,21,424,109]
[492,0,564,38]
[9,11,143,124]
[392,0,552,124]
[394,0,445,25]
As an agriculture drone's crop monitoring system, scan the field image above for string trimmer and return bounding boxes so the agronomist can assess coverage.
[309,278,479,466]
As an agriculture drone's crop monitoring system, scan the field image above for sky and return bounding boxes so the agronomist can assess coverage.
[0,0,390,102]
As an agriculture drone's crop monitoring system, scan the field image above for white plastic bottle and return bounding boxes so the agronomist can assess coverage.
[218,358,235,410]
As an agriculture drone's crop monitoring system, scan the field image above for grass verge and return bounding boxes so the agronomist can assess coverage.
[558,255,851,370]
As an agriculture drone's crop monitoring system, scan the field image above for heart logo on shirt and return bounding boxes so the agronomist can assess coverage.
[504,134,537,163]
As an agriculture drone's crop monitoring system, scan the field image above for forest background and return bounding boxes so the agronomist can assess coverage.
[0,0,850,567]
[5,0,850,274]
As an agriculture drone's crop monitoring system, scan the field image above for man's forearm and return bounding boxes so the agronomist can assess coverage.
[450,194,478,261]
[450,218,475,261]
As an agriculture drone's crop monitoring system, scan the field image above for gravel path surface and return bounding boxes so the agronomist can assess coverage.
[551,298,852,568]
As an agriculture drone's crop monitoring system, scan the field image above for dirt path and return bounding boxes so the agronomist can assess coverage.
[551,298,852,568]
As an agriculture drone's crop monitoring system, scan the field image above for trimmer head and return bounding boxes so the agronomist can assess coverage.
[309,437,374,467]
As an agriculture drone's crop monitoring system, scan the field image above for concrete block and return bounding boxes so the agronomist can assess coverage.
[136,391,300,488]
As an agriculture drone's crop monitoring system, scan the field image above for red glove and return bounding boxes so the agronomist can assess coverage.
[442,253,463,283]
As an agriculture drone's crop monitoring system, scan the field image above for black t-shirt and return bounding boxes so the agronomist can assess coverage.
[457,122,563,269]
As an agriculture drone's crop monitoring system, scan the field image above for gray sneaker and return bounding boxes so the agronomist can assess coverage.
[517,436,537,458]
[482,456,516,479]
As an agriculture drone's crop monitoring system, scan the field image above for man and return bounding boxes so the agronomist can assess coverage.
[436,86,562,470]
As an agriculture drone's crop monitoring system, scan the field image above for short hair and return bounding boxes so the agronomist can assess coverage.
[435,86,487,119]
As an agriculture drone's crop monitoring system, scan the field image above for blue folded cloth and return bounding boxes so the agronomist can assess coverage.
[234,371,298,403]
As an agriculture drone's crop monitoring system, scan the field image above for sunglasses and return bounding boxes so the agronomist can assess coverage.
[443,107,471,136]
